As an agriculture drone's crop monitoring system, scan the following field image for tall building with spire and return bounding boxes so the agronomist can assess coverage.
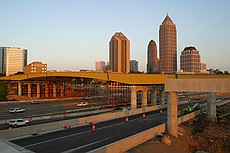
[159,15,177,73]
[109,32,130,73]
[147,40,158,73]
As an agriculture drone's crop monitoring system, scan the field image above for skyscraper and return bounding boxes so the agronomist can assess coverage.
[109,32,130,73]
[95,61,105,72]
[159,15,177,73]
[147,40,158,73]
[180,46,201,73]
[0,47,27,76]
[130,60,138,72]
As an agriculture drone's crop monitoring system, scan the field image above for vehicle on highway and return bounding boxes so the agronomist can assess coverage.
[113,107,128,112]
[84,96,93,100]
[9,108,25,113]
[30,101,40,104]
[77,102,88,106]
[184,103,200,114]
[8,119,29,127]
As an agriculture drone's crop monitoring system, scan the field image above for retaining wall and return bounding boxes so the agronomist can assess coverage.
[90,109,205,153]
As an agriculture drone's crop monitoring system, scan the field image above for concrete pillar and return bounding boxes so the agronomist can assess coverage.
[131,86,137,109]
[53,83,56,98]
[151,89,157,106]
[167,91,178,138]
[60,84,64,97]
[142,87,148,107]
[159,90,165,105]
[17,82,22,96]
[207,92,217,122]
[45,83,49,98]
[28,83,32,97]
[37,83,40,98]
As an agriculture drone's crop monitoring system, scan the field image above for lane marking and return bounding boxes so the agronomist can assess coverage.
[23,113,161,148]
[61,135,117,153]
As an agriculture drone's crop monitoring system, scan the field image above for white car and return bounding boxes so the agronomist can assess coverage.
[8,119,29,127]
[77,102,88,106]
[9,108,25,113]
[84,96,93,100]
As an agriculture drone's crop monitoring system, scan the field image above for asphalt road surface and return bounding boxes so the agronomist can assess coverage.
[11,109,167,153]
[0,97,106,120]
[9,98,230,152]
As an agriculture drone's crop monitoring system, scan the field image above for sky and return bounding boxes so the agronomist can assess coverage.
[0,0,230,72]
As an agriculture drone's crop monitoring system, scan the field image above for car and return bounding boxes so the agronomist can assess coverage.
[9,108,25,113]
[113,107,128,112]
[30,101,40,104]
[77,102,88,106]
[8,119,29,127]
[84,96,93,100]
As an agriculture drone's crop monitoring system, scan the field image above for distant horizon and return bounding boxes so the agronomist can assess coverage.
[0,0,229,72]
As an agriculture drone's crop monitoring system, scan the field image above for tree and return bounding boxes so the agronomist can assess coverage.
[0,82,9,101]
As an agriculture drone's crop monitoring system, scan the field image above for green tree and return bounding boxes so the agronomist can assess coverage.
[0,82,9,101]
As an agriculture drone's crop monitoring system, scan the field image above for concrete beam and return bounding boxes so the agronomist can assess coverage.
[165,79,230,92]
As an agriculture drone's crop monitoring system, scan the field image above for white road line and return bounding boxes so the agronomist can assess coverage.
[61,135,117,153]
[24,113,160,148]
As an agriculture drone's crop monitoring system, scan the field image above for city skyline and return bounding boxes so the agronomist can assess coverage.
[0,1,230,72]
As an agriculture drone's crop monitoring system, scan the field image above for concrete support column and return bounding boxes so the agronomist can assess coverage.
[142,87,148,107]
[60,84,64,97]
[45,83,49,98]
[37,83,40,98]
[159,89,165,105]
[17,82,22,96]
[167,91,178,138]
[151,89,157,106]
[207,92,217,122]
[53,83,56,98]
[28,83,32,98]
[131,86,137,109]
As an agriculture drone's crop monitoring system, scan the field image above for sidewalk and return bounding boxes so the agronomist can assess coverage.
[0,138,33,153]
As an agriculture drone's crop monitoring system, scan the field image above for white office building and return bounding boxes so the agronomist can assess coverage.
[0,47,27,76]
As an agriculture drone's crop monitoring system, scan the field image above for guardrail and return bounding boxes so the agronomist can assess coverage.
[0,106,111,124]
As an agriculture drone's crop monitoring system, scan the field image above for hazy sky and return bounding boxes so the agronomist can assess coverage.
[0,0,229,72]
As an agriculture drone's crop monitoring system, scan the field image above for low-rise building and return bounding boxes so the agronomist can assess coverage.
[24,61,47,74]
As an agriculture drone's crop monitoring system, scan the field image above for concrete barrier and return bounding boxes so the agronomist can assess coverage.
[89,124,166,153]
[0,105,167,139]
[90,107,208,153]
[1,100,228,140]
[0,108,113,125]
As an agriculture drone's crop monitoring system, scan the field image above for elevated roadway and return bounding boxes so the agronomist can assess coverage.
[1,72,229,85]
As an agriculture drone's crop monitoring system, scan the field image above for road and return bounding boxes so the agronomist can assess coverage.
[9,98,230,152]
[11,109,167,153]
[0,97,106,121]
[0,92,211,121]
